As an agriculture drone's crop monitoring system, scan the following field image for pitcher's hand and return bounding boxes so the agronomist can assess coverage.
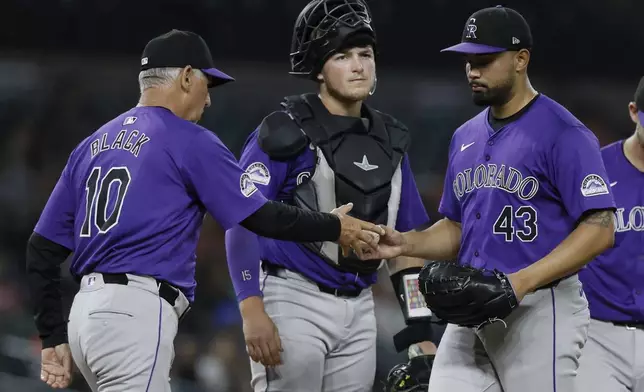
[379,225,406,246]
[330,203,384,257]
[41,343,72,389]
[358,225,407,260]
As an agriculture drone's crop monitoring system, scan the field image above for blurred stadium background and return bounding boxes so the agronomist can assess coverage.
[1,0,643,390]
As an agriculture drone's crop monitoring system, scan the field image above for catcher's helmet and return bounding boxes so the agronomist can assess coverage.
[289,0,376,80]
[383,355,434,392]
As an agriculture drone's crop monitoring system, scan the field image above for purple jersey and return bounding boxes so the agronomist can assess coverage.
[34,106,267,301]
[227,128,429,299]
[579,140,644,321]
[439,95,615,273]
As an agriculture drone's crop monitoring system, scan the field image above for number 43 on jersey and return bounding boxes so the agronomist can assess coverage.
[493,205,538,242]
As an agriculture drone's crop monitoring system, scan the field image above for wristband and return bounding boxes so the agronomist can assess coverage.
[390,267,432,324]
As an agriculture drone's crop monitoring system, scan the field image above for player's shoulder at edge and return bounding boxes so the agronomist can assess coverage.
[600,139,624,153]
[600,139,625,162]
[256,110,309,162]
[448,108,488,146]
[522,95,605,151]
[535,94,587,129]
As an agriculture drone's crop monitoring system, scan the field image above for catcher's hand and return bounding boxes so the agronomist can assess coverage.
[418,260,519,329]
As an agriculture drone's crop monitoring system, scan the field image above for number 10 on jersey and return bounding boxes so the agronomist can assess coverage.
[80,166,132,237]
[493,205,538,242]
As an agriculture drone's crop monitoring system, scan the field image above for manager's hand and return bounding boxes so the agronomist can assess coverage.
[330,203,384,258]
[41,343,72,389]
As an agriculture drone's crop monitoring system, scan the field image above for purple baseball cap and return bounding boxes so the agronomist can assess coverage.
[441,5,533,55]
[140,29,234,88]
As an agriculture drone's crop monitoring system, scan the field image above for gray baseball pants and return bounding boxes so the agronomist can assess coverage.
[67,272,190,392]
[250,266,377,392]
[428,275,590,392]
[577,318,644,392]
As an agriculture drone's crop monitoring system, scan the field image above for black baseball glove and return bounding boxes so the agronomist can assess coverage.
[418,260,519,328]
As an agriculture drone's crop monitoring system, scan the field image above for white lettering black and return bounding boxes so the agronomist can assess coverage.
[473,165,487,189]
[89,130,150,158]
[99,133,110,153]
[130,133,150,157]
[111,130,126,150]
[123,130,138,150]
[615,206,644,232]
[453,164,540,201]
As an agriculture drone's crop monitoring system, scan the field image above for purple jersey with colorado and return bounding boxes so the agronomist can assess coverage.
[579,140,644,322]
[439,95,615,273]
[34,106,267,301]
[230,127,428,296]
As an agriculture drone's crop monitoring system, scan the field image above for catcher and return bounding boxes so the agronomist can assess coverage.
[362,6,616,392]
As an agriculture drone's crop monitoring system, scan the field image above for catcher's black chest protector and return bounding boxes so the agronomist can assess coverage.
[278,93,410,274]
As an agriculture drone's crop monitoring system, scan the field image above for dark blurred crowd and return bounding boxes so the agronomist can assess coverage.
[0,0,642,390]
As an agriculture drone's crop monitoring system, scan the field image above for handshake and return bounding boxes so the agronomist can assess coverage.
[331,203,407,260]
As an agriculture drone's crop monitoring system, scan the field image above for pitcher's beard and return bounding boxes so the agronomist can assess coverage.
[472,84,513,107]
[471,75,515,108]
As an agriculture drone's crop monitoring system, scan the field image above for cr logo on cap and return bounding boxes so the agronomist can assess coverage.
[465,17,478,39]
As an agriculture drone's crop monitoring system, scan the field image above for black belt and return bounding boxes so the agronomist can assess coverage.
[101,273,180,307]
[607,320,644,329]
[261,262,363,298]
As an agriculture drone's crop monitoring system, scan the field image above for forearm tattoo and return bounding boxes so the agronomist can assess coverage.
[581,209,614,228]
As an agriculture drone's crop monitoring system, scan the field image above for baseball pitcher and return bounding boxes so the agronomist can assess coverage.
[577,76,644,392]
[224,1,436,391]
[361,6,616,392]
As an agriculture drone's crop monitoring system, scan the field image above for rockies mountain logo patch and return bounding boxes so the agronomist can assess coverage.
[240,172,258,197]
[246,162,271,186]
[580,174,609,197]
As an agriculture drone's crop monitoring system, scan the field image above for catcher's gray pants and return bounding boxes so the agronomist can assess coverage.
[67,272,190,392]
[250,266,377,392]
[577,318,644,392]
[428,274,589,392]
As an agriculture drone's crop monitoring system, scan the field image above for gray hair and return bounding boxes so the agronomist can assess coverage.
[137,67,206,93]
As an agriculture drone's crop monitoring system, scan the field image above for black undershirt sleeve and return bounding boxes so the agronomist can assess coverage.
[26,232,72,349]
[240,200,341,242]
